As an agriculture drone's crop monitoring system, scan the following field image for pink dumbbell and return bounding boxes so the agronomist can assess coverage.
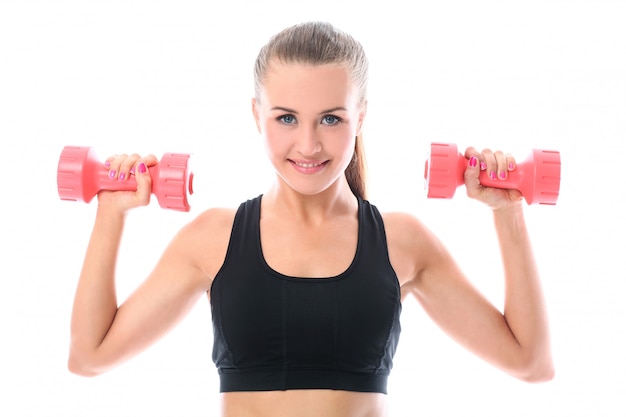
[424,142,561,205]
[57,146,194,212]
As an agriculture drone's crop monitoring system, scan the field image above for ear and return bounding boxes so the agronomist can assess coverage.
[251,98,261,133]
[356,100,368,136]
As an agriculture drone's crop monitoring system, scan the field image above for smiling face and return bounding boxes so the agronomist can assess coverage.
[253,61,366,197]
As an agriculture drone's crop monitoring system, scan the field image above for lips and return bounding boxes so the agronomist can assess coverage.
[289,159,329,173]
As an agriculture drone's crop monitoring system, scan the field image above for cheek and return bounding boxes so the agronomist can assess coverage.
[264,121,282,138]
[331,126,358,151]
[261,124,288,155]
[322,133,356,166]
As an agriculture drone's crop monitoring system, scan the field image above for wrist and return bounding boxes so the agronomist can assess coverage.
[492,202,527,235]
[95,202,127,225]
[492,199,524,216]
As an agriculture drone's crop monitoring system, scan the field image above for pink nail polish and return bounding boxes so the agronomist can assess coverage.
[104,161,110,168]
[490,171,496,180]
[469,156,477,167]
[480,162,487,171]
[508,162,515,170]
[109,170,116,179]
[119,172,125,181]
[138,162,147,174]
[499,171,506,179]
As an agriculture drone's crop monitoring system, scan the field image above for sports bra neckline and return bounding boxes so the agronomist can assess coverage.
[255,195,364,282]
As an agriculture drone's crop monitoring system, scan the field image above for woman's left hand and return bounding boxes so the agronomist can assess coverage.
[463,146,524,210]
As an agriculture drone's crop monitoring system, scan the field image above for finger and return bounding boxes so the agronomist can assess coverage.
[133,154,159,207]
[133,159,153,207]
[481,148,497,181]
[117,153,141,181]
[141,154,159,168]
[463,146,480,160]
[506,153,516,172]
[106,154,128,180]
[103,155,116,170]
[463,146,482,173]
[463,147,482,195]
[493,150,508,180]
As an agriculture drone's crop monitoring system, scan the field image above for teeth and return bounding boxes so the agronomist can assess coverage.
[295,162,323,168]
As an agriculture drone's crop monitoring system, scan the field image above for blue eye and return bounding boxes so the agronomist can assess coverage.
[279,115,296,124]
[322,115,341,125]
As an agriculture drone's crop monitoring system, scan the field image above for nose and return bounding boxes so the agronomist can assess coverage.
[297,125,322,157]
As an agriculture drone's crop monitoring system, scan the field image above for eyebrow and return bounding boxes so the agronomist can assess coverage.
[270,106,348,115]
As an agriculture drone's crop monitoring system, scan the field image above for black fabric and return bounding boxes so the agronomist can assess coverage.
[210,195,402,394]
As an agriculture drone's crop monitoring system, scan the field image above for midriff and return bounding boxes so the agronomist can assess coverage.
[220,390,388,417]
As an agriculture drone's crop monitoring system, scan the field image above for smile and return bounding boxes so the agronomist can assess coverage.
[294,161,325,168]
[289,159,329,173]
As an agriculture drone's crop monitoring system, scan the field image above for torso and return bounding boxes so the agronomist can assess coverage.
[192,196,420,417]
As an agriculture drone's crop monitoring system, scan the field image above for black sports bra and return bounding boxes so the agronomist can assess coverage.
[210,195,402,394]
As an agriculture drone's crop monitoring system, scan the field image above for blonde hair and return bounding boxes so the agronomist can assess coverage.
[254,22,369,200]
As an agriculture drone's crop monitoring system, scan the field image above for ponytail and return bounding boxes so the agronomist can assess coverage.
[345,133,368,200]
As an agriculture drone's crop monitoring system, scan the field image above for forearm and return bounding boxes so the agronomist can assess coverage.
[493,204,553,380]
[69,205,126,372]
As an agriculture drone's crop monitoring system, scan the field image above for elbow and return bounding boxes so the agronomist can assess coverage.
[519,363,555,383]
[513,352,555,383]
[67,348,106,377]
[68,359,99,377]
[68,357,100,377]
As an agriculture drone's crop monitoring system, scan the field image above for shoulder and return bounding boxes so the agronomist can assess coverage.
[173,207,239,280]
[381,211,434,249]
[380,211,447,287]
[189,206,238,233]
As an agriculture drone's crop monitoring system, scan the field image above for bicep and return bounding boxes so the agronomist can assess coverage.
[94,226,211,373]
[397,218,523,373]
[409,250,508,350]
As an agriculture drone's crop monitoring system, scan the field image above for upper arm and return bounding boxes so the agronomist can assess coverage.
[384,212,524,375]
[88,208,234,374]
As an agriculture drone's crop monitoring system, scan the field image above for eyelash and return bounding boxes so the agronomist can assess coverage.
[277,114,343,126]
[322,115,342,125]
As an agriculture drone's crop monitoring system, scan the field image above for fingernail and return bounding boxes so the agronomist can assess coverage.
[129,167,135,174]
[119,172,125,181]
[499,171,506,179]
[508,162,515,170]
[490,171,497,180]
[469,156,478,168]
[138,162,147,174]
[104,161,110,168]
[480,162,487,171]
[109,170,116,179]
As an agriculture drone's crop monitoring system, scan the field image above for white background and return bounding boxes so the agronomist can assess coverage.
[1,0,625,416]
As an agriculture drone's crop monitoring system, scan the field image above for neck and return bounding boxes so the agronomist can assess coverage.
[263,177,358,224]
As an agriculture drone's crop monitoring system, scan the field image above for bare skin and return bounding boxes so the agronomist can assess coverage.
[221,390,388,417]
[68,63,553,417]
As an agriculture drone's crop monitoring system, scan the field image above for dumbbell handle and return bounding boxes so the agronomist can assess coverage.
[424,142,561,205]
[57,146,193,211]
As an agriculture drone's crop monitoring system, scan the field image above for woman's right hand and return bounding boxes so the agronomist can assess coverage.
[98,153,159,213]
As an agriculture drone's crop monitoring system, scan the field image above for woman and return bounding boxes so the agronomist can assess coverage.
[68,21,554,417]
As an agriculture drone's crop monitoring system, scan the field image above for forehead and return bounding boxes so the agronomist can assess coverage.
[260,62,358,109]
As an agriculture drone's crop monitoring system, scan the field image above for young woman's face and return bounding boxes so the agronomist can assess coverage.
[253,62,366,196]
